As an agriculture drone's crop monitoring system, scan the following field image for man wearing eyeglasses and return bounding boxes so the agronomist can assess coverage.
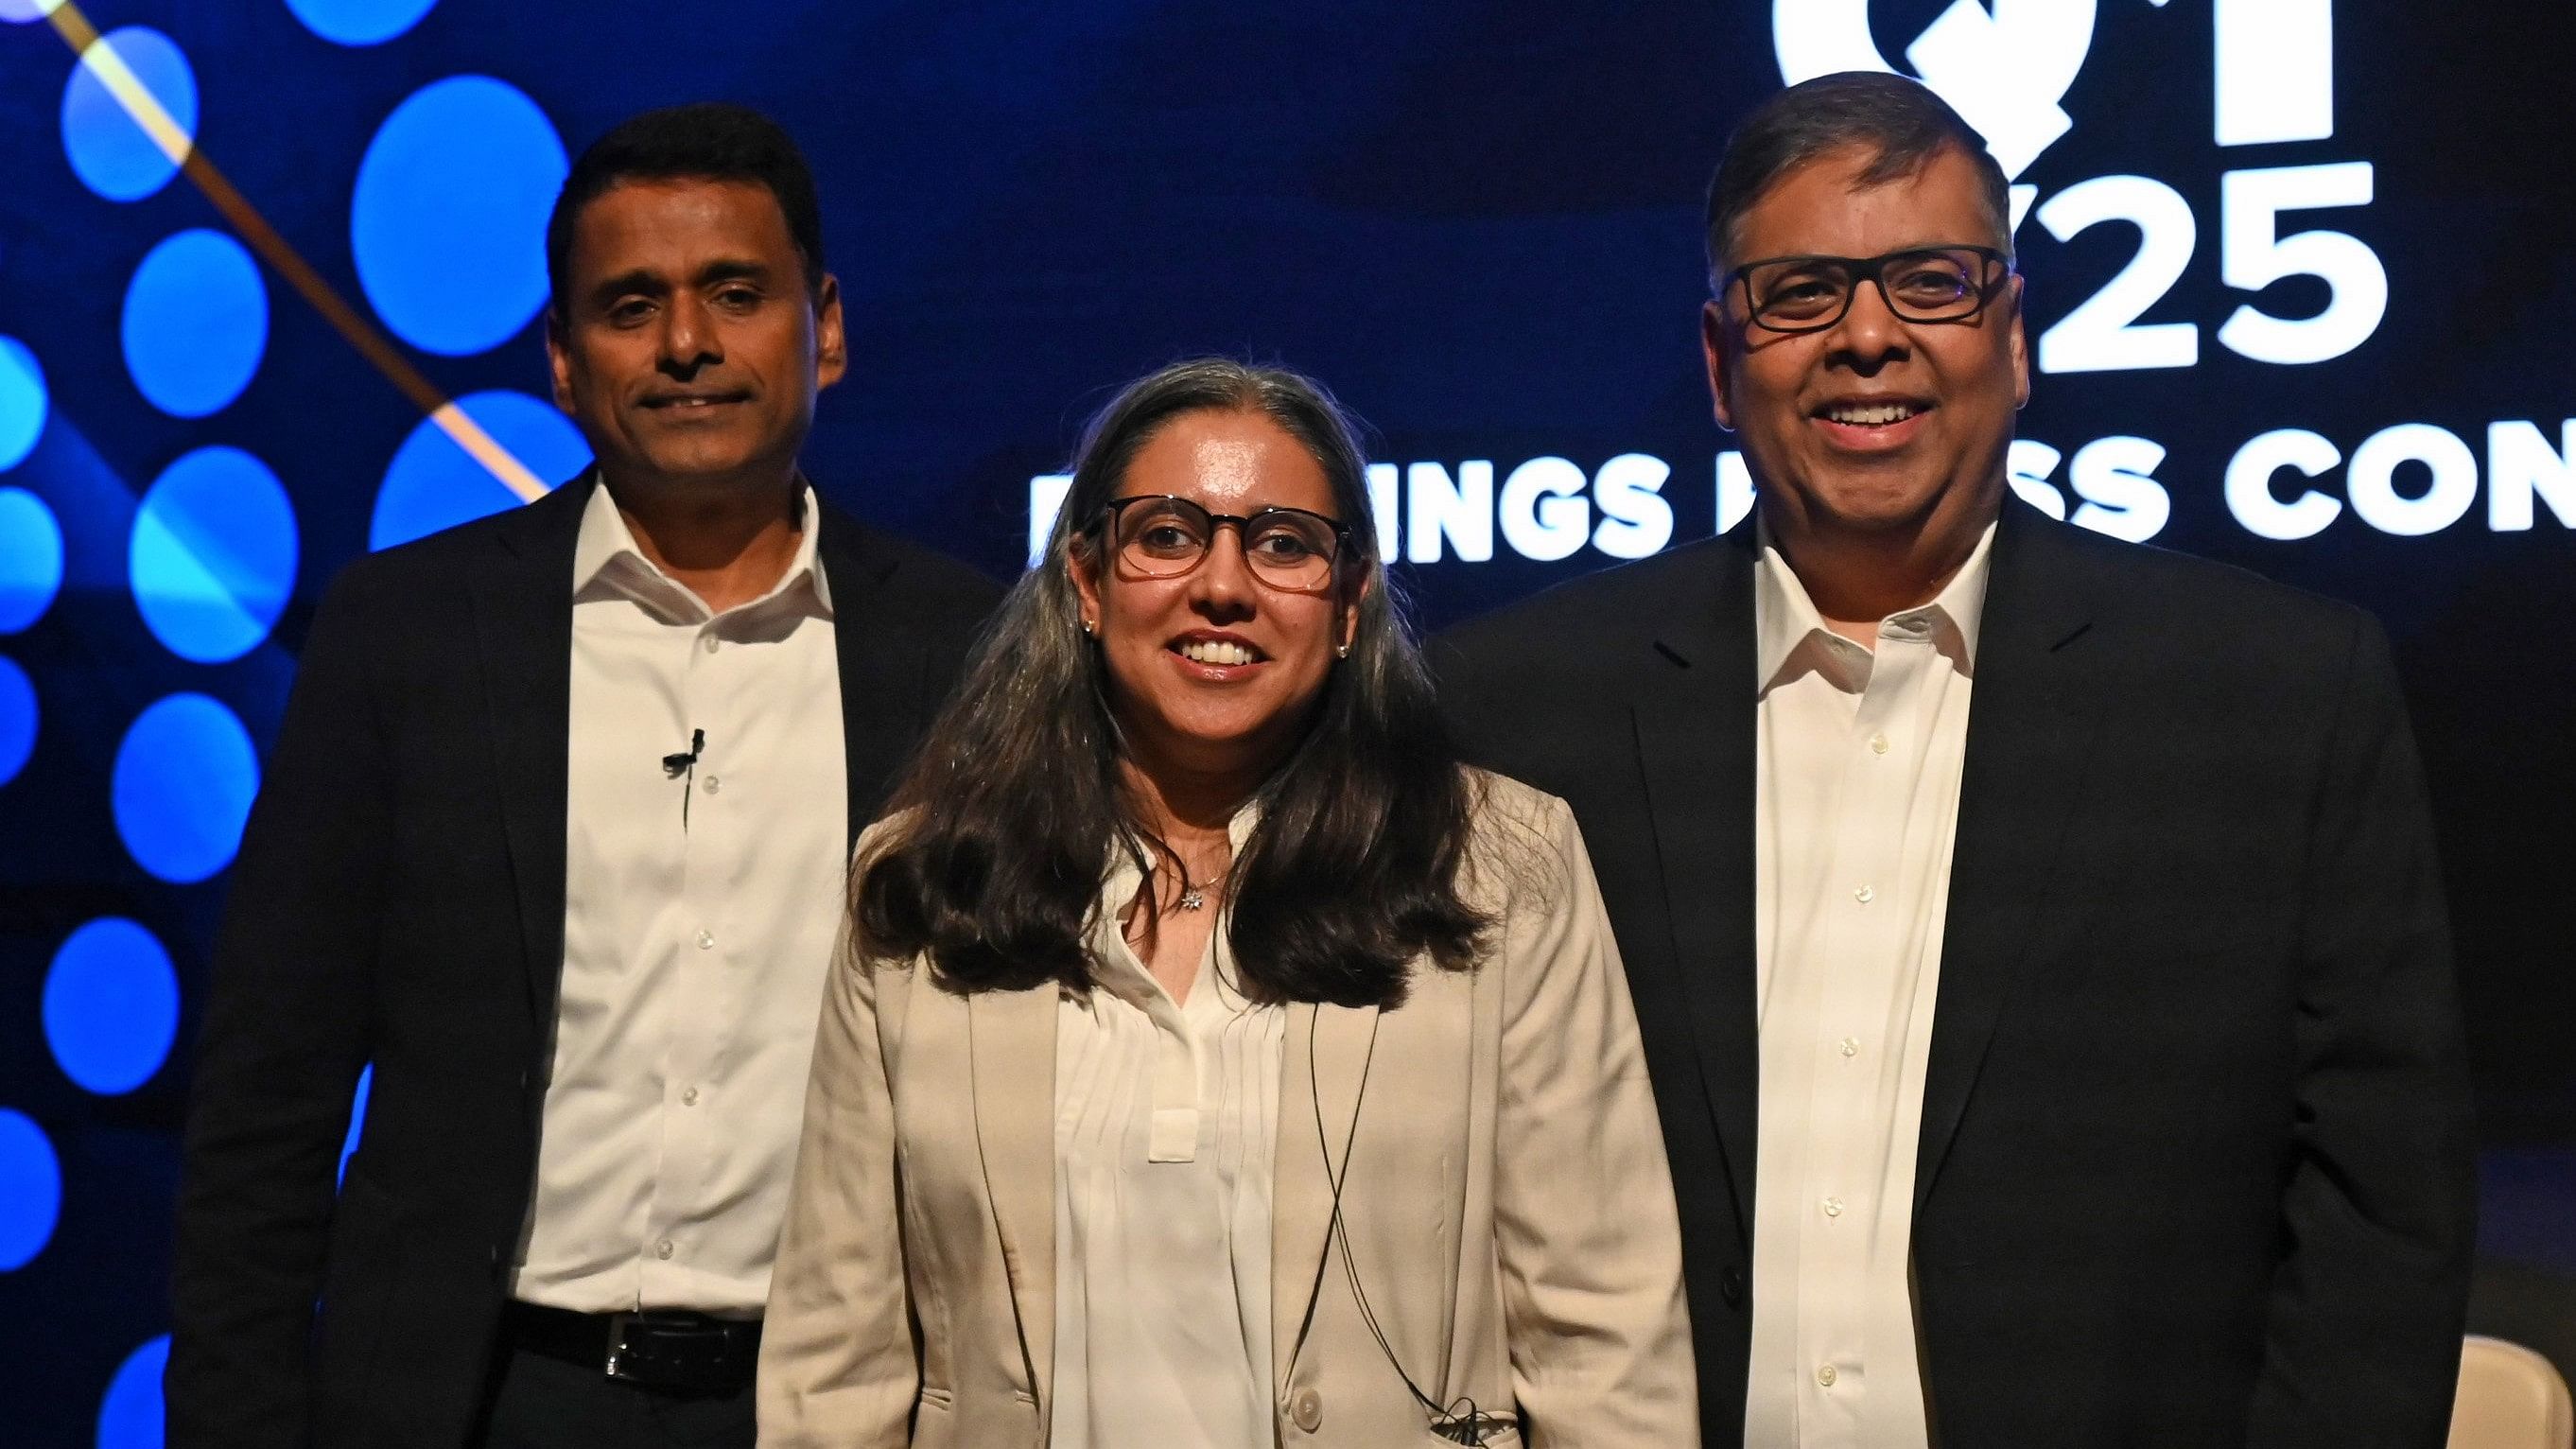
[1438,71,2471,1447]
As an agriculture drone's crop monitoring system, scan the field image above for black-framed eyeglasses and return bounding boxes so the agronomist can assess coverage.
[1725,245,2012,335]
[1095,494,1354,594]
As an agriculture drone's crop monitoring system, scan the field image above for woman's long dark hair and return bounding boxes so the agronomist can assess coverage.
[853,358,1488,1008]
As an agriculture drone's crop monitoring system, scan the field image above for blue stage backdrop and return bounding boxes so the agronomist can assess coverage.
[3,0,2571,1440]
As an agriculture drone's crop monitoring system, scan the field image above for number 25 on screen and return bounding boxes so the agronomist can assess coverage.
[2035,162,2386,374]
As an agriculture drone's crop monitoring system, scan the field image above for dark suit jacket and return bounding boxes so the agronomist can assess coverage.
[1436,500,2474,1447]
[166,475,1003,1449]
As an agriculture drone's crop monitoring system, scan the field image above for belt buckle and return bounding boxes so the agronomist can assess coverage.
[601,1310,744,1393]
[603,1311,642,1383]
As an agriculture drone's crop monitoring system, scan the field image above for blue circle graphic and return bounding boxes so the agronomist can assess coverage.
[131,446,299,664]
[0,337,44,469]
[61,26,198,202]
[0,0,67,22]
[352,77,566,356]
[371,390,583,550]
[97,1334,169,1449]
[0,486,64,633]
[113,692,258,883]
[0,1109,60,1270]
[124,230,269,419]
[286,0,438,45]
[44,918,181,1096]
[0,656,34,784]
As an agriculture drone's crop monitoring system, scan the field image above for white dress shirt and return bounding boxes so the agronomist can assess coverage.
[512,480,847,1317]
[1050,822,1285,1448]
[1745,521,1993,1448]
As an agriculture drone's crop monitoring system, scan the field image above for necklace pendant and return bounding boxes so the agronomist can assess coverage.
[1177,888,1206,911]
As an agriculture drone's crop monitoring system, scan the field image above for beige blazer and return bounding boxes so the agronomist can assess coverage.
[757,774,1695,1447]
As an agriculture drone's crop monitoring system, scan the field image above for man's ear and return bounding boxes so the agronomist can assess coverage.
[2004,273,2030,410]
[1702,299,1738,433]
[813,271,846,391]
[546,309,576,413]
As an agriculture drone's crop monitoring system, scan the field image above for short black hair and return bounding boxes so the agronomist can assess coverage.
[1703,71,2010,285]
[545,102,827,316]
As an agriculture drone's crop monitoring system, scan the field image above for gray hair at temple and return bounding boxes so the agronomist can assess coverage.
[1702,71,2014,288]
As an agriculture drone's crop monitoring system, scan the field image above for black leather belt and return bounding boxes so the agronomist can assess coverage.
[504,1301,762,1395]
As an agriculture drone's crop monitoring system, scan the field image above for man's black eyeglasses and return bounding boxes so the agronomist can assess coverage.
[1724,245,2013,335]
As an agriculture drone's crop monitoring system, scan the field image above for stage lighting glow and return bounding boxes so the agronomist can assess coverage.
[339,1064,371,1185]
[372,389,580,550]
[0,336,45,470]
[0,657,33,785]
[60,26,196,202]
[122,230,268,419]
[44,918,180,1096]
[131,447,298,664]
[0,1108,60,1271]
[351,76,565,357]
[0,486,64,633]
[96,1334,168,1449]
[0,0,68,24]
[287,0,439,47]
[112,693,257,884]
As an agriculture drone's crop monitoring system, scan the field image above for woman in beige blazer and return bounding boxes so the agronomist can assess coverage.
[758,359,1693,1447]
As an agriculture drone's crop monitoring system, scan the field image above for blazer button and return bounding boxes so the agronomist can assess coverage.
[1290,1388,1323,1433]
[1720,1266,1746,1307]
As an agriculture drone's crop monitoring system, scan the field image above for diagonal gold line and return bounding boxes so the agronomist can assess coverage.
[44,0,550,503]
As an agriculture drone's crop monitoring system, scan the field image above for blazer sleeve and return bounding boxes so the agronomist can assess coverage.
[167,567,392,1447]
[1491,793,1698,1447]
[757,928,919,1447]
[2246,615,2476,1447]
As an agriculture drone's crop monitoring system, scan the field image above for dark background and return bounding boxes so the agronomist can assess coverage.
[1,1,2569,1440]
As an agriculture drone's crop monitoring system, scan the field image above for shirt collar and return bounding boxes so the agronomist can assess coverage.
[1754,515,1996,692]
[1088,797,1263,1001]
[572,476,832,620]
[1096,797,1264,917]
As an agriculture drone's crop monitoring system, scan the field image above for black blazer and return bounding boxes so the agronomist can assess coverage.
[1436,501,2474,1447]
[166,476,1003,1449]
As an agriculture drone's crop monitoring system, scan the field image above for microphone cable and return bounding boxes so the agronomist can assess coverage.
[1299,1010,1516,1446]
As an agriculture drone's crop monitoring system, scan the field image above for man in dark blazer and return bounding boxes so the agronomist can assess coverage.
[1439,74,2472,1446]
[166,106,1001,1448]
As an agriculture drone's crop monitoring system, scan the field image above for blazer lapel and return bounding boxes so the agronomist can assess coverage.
[467,475,588,1026]
[815,501,931,852]
[1915,505,2109,1208]
[1630,528,1763,1244]
[967,985,1059,1409]
[1271,1000,1382,1389]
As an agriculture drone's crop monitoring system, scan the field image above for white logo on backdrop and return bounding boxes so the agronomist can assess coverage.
[1771,0,2097,182]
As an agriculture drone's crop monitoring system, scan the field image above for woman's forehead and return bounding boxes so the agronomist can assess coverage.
[1123,410,1335,515]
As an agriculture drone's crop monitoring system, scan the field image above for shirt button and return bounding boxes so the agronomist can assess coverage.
[681,1086,700,1106]
[1822,1196,1844,1218]
[702,635,720,655]
[1817,1364,1838,1388]
[1290,1387,1323,1432]
[1854,884,1874,904]
[1870,733,1889,755]
[1840,1038,1860,1057]
[654,1239,674,1260]
[701,775,721,794]
[695,930,716,951]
